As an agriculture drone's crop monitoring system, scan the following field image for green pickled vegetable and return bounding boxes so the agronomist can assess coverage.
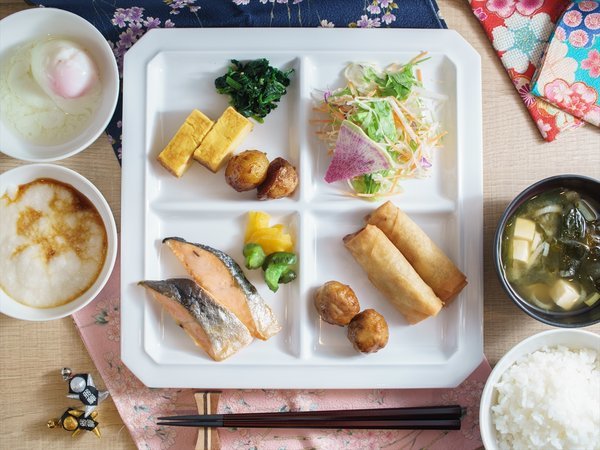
[279,268,297,284]
[262,252,297,270]
[243,243,266,270]
[262,252,297,292]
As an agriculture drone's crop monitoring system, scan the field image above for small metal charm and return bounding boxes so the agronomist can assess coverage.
[61,368,109,417]
[47,408,101,438]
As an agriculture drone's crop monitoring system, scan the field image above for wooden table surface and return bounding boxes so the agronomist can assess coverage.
[1,1,599,449]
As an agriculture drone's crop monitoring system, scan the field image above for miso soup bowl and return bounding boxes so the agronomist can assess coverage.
[493,174,600,328]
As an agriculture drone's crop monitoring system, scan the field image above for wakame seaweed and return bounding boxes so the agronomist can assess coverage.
[214,59,294,123]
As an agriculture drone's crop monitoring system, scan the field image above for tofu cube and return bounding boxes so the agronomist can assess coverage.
[512,239,530,263]
[193,107,253,172]
[514,217,537,242]
[157,110,214,177]
[549,279,580,310]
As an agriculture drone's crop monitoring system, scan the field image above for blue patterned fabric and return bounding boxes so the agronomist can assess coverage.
[30,0,447,161]
[531,0,600,127]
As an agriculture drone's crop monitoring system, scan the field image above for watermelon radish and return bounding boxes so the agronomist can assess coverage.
[324,120,392,183]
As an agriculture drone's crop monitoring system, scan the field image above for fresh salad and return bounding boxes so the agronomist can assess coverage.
[315,53,447,198]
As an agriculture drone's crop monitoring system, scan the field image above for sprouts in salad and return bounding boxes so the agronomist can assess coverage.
[314,53,447,198]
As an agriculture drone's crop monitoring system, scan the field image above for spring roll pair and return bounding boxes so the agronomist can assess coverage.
[344,201,467,325]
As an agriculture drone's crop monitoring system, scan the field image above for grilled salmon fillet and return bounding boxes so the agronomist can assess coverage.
[163,237,281,340]
[140,278,253,361]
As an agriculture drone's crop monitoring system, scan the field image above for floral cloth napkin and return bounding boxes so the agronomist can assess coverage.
[468,0,584,141]
[73,255,491,449]
[531,1,600,126]
[31,0,447,162]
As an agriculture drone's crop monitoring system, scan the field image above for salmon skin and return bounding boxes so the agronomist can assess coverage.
[164,237,281,340]
[139,278,253,361]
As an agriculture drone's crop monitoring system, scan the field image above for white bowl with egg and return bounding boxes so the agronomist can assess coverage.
[0,8,119,162]
[0,164,117,320]
[480,329,600,450]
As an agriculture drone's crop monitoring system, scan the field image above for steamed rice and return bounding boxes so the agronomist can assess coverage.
[492,345,599,450]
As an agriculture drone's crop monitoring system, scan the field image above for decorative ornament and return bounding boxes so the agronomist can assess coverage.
[47,408,101,438]
[61,368,109,417]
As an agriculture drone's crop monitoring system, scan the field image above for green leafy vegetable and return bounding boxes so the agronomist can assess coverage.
[215,59,294,123]
[562,205,587,240]
[243,243,266,270]
[315,53,446,198]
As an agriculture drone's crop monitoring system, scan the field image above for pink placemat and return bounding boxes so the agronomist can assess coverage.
[73,256,491,449]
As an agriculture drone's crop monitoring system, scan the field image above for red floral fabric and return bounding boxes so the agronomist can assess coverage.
[469,0,585,141]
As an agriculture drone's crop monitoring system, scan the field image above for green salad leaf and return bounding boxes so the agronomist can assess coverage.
[214,59,294,123]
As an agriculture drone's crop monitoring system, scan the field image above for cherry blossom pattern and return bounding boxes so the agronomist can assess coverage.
[441,379,485,441]
[533,41,578,90]
[356,14,381,28]
[544,80,599,125]
[319,19,335,28]
[364,0,399,26]
[492,12,553,73]
[486,0,543,19]
[536,118,552,138]
[109,7,174,76]
[582,49,600,77]
[164,0,200,14]
[232,0,305,4]
[474,7,488,21]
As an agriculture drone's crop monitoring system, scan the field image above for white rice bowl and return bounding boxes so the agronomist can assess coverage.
[492,345,599,450]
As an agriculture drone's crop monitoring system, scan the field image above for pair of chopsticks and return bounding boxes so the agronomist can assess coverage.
[158,405,464,430]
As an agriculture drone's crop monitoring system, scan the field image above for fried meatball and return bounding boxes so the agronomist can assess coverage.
[347,309,389,354]
[257,157,298,200]
[225,150,270,192]
[314,281,360,326]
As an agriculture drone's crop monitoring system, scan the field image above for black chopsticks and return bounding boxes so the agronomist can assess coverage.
[157,405,464,430]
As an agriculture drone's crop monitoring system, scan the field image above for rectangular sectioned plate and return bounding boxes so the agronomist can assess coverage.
[121,28,483,389]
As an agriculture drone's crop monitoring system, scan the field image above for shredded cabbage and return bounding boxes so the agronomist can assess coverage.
[314,53,447,198]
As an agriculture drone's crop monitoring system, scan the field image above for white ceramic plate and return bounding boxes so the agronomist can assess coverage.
[0,164,117,320]
[0,8,119,162]
[121,28,483,388]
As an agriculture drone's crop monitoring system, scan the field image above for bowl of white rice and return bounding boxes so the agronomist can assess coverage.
[480,329,600,450]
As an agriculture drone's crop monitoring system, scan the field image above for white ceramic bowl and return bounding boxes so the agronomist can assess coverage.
[0,164,117,320]
[0,8,119,162]
[480,329,600,450]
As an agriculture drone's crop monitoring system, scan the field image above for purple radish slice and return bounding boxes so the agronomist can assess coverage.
[324,120,392,183]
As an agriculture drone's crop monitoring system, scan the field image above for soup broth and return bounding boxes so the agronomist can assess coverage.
[502,188,600,313]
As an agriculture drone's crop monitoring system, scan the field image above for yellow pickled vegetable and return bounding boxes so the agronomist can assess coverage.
[245,211,271,242]
[244,211,294,254]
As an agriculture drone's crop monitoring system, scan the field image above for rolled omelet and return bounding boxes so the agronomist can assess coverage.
[343,225,443,325]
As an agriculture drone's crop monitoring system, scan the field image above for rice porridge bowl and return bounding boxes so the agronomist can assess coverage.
[0,178,107,308]
[492,345,600,450]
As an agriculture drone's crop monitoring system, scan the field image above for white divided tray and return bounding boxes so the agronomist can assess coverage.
[121,28,483,388]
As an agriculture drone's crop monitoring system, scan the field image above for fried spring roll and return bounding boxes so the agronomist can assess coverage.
[343,225,443,324]
[367,201,467,304]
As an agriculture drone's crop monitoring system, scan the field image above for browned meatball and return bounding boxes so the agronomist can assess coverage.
[225,150,269,192]
[347,309,389,354]
[257,157,298,200]
[314,281,360,326]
